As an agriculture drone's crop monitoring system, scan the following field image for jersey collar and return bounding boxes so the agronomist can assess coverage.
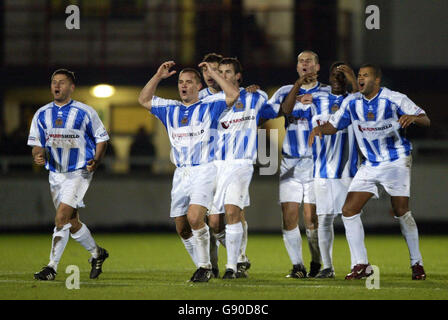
[53,99,73,108]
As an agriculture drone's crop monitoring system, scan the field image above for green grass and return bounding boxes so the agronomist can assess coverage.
[0,233,447,300]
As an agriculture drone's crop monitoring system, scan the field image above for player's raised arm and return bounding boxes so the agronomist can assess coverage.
[280,73,317,114]
[138,61,177,111]
[337,64,359,93]
[199,61,239,107]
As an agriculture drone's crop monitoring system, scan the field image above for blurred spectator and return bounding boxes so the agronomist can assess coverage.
[129,126,156,173]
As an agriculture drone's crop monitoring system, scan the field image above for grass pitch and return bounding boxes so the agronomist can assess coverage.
[0,233,447,300]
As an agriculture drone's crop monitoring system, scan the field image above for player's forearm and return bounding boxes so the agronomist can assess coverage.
[414,114,430,127]
[93,141,108,163]
[210,73,240,106]
[138,74,163,110]
[281,81,301,114]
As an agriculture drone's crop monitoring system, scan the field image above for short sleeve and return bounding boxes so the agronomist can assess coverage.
[264,86,291,119]
[90,109,109,143]
[150,96,178,128]
[27,111,45,147]
[398,95,426,117]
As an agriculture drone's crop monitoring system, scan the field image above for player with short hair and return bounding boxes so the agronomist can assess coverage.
[283,62,360,278]
[29,69,110,281]
[199,53,223,100]
[265,50,329,278]
[209,57,277,279]
[308,63,430,280]
[138,61,239,282]
[199,54,258,278]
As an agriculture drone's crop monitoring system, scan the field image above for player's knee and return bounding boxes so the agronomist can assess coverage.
[342,205,358,217]
[392,207,409,217]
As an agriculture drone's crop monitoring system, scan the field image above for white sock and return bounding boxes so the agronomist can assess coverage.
[396,211,423,266]
[282,226,304,266]
[181,236,198,267]
[215,230,226,248]
[192,225,211,269]
[48,223,72,272]
[238,221,248,263]
[342,213,368,265]
[70,223,98,258]
[318,214,335,269]
[306,228,321,264]
[225,222,244,272]
[209,231,219,269]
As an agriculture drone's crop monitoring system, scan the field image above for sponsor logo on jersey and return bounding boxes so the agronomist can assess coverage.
[358,123,392,132]
[48,133,80,139]
[172,129,205,139]
[220,115,255,129]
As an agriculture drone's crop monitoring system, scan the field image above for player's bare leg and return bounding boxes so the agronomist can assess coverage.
[223,204,243,279]
[187,204,212,282]
[303,203,321,277]
[391,196,425,279]
[281,202,307,278]
[342,192,373,279]
[174,215,198,267]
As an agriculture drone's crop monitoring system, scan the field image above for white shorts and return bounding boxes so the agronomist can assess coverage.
[210,160,254,214]
[49,169,93,210]
[170,162,217,218]
[349,156,412,198]
[279,157,315,204]
[314,177,352,215]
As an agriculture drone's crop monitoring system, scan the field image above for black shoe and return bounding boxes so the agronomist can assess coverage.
[34,266,57,281]
[236,260,251,278]
[190,267,212,282]
[286,264,307,278]
[212,267,220,278]
[308,261,321,278]
[222,268,236,279]
[89,247,109,279]
[316,268,335,278]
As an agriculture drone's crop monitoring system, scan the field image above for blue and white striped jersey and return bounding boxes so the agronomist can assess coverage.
[27,100,109,173]
[198,88,216,100]
[266,82,330,158]
[214,89,274,161]
[310,92,359,178]
[329,87,426,166]
[150,95,228,167]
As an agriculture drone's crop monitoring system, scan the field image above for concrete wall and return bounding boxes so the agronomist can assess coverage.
[1,163,446,232]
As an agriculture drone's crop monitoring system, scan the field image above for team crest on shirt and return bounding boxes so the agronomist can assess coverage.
[55,118,63,127]
[331,104,339,114]
[367,112,375,120]
[235,101,244,109]
[181,117,188,125]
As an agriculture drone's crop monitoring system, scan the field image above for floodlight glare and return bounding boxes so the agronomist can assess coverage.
[91,84,115,98]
